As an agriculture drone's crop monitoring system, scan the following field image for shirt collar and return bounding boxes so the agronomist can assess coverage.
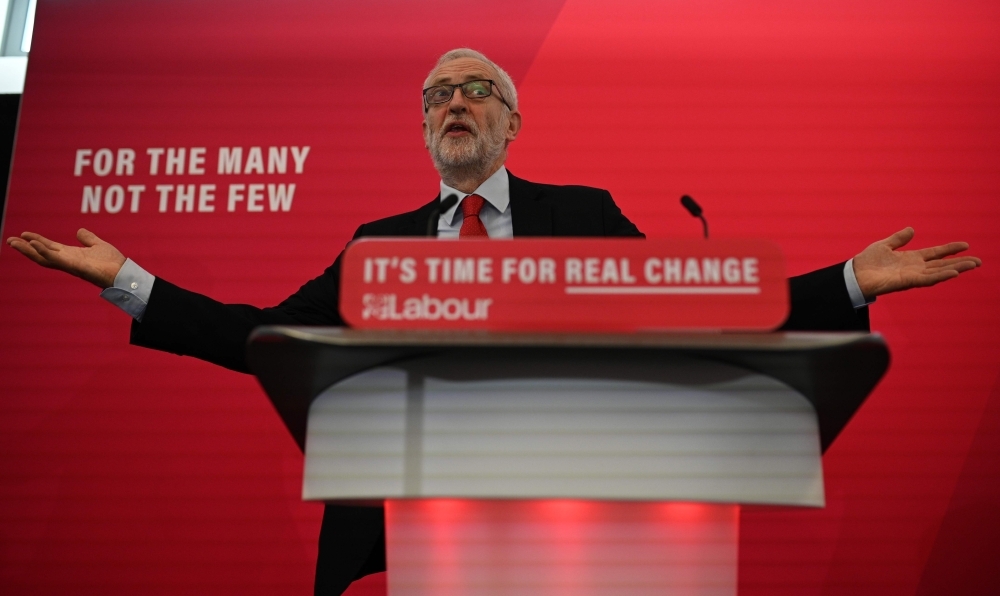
[439,165,510,225]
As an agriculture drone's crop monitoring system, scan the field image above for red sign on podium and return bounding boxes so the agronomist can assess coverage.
[339,238,789,331]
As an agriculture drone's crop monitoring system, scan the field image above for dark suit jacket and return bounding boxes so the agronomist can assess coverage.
[130,171,869,595]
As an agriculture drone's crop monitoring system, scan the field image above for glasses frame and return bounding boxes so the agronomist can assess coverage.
[422,79,511,112]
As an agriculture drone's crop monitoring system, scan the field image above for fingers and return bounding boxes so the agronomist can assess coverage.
[915,269,960,287]
[6,237,51,267]
[907,258,979,291]
[7,236,37,254]
[928,260,980,276]
[925,256,981,270]
[884,227,915,250]
[917,242,970,260]
[19,231,62,251]
[28,239,59,262]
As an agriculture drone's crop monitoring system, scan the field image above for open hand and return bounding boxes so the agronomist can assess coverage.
[6,228,126,288]
[853,227,981,301]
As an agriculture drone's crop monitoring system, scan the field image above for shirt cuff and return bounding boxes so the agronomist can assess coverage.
[99,258,154,321]
[844,258,874,309]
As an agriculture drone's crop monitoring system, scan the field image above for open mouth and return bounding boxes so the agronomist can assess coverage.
[444,122,472,136]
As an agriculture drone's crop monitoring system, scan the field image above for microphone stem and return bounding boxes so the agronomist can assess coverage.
[426,207,441,236]
[699,215,709,239]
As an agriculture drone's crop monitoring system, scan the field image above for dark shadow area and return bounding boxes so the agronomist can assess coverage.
[916,374,1000,595]
[0,93,21,224]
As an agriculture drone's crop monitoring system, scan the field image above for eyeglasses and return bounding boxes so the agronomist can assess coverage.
[422,79,511,111]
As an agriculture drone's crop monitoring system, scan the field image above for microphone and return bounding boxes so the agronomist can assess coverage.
[680,195,708,239]
[426,194,459,237]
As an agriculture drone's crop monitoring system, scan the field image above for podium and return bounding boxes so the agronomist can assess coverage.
[247,327,888,595]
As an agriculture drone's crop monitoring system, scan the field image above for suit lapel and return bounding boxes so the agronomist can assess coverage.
[396,197,440,236]
[508,171,552,237]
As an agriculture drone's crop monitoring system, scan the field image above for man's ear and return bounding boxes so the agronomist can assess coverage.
[422,119,430,149]
[506,110,522,142]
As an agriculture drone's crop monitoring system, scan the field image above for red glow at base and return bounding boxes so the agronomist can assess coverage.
[385,499,740,595]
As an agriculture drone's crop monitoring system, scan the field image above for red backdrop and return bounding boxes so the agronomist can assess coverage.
[1,0,999,594]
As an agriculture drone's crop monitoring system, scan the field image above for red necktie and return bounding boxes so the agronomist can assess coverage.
[459,194,489,238]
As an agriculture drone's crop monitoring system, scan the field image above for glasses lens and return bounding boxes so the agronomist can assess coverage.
[461,80,492,99]
[424,86,454,105]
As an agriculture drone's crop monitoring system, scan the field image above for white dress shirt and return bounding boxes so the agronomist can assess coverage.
[436,165,513,239]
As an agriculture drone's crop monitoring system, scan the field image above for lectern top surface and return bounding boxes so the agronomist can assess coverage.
[247,326,888,453]
[252,327,875,352]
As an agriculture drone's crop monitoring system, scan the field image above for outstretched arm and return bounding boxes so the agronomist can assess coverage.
[6,228,126,288]
[852,227,981,300]
[7,227,346,372]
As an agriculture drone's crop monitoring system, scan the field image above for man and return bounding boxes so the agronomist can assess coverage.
[6,48,981,594]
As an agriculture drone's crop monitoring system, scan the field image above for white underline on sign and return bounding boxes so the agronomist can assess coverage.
[564,286,761,295]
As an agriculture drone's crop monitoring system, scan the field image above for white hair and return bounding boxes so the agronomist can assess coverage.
[424,48,518,112]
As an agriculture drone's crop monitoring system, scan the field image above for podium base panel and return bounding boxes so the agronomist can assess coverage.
[385,499,738,596]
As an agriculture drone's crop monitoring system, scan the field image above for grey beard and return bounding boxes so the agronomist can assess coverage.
[429,122,507,184]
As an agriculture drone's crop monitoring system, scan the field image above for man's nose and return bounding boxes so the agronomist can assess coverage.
[447,89,468,113]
